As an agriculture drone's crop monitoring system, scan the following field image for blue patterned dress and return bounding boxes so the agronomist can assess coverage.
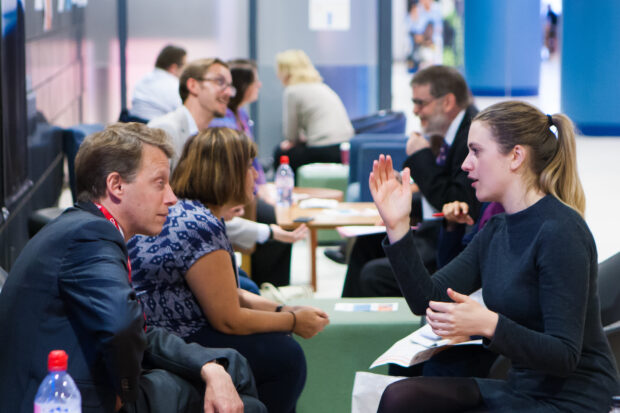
[127,199,237,338]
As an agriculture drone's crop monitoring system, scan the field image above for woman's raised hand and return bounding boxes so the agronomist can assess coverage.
[369,155,413,243]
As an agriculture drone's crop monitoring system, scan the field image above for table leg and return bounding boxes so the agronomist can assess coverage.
[309,228,318,291]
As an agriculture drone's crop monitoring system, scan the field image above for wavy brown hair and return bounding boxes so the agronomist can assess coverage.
[171,127,257,207]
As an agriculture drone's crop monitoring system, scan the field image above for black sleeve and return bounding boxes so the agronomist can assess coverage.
[383,228,482,315]
[484,223,593,376]
[143,327,259,395]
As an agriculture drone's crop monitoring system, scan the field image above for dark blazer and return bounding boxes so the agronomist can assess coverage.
[403,105,481,220]
[0,202,262,413]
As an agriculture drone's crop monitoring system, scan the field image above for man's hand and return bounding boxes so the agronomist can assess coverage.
[271,224,308,243]
[442,201,474,230]
[280,140,293,151]
[406,131,430,156]
[201,362,244,413]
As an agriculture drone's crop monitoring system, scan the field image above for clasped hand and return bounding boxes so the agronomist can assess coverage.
[426,288,498,340]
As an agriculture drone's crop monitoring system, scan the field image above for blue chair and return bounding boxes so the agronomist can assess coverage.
[63,124,105,202]
[347,134,407,201]
[358,141,408,202]
[351,110,407,134]
[348,134,408,185]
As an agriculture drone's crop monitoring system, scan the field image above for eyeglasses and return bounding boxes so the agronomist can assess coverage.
[198,77,236,97]
[411,94,444,109]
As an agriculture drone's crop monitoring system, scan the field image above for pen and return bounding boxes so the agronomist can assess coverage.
[432,212,445,218]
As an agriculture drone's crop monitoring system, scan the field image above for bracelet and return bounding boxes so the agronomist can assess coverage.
[268,225,274,240]
[288,310,296,332]
[275,305,284,312]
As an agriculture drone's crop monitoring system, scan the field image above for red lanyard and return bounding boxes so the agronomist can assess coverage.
[94,202,146,330]
[93,202,132,283]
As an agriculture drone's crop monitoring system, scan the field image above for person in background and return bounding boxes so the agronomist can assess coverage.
[128,127,329,413]
[341,65,480,298]
[0,123,265,413]
[372,101,618,412]
[149,58,306,288]
[130,45,186,122]
[274,49,354,173]
[210,59,294,286]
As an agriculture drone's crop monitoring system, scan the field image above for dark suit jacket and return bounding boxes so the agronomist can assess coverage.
[403,105,481,220]
[0,202,260,413]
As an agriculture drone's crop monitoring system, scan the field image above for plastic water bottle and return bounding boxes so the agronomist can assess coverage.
[34,350,81,413]
[275,155,294,208]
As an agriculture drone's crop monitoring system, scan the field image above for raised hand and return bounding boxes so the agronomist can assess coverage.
[369,155,413,243]
[425,288,498,340]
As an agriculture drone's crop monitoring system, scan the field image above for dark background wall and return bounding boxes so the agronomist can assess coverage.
[0,0,117,270]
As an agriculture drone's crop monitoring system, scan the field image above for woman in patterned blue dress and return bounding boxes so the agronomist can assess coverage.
[128,127,330,413]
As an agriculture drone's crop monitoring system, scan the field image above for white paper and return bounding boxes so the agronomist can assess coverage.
[370,289,486,368]
[309,0,350,31]
[337,225,386,238]
[334,302,399,312]
[298,198,339,209]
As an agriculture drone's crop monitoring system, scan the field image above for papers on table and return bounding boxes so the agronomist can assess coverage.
[336,225,419,238]
[370,289,486,369]
[334,302,399,312]
[320,208,379,216]
[298,198,339,209]
[336,226,387,238]
[370,323,482,368]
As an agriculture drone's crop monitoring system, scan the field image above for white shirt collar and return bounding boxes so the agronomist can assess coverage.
[444,109,465,147]
[181,105,199,136]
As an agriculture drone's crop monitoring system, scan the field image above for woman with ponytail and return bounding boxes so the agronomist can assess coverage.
[371,101,618,412]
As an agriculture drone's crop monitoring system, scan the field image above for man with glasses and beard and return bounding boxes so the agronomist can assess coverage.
[342,65,480,299]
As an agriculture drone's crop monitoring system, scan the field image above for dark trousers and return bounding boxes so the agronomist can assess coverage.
[186,327,306,413]
[121,368,266,413]
[273,142,341,175]
[252,198,292,286]
[341,221,440,297]
[388,345,499,378]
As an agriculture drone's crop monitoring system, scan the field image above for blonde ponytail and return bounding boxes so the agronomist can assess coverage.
[539,114,585,217]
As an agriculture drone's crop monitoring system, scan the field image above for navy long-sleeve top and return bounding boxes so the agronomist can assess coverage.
[384,195,618,412]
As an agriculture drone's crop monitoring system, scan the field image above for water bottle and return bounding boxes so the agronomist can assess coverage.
[34,350,81,413]
[275,155,294,208]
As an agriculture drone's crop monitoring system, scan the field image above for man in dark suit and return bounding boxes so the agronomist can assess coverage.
[0,123,265,413]
[342,65,480,297]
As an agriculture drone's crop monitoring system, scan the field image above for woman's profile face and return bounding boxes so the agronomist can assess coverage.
[245,162,258,199]
[462,121,513,203]
[243,69,262,105]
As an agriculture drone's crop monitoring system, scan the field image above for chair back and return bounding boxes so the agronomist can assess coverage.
[357,141,408,202]
[351,110,406,134]
[599,252,620,327]
[349,133,407,185]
